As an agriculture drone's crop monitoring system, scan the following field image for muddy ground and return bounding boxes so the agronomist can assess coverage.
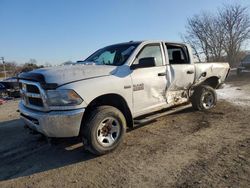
[0,74,249,188]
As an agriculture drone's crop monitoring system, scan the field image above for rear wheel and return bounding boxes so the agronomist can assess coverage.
[191,85,217,111]
[82,106,126,155]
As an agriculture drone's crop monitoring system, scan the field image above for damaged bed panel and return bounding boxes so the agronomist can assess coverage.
[193,62,230,88]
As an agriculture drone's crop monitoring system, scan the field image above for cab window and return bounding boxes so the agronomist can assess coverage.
[135,44,163,66]
[166,44,190,64]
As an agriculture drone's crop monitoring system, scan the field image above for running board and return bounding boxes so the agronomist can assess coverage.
[134,104,192,125]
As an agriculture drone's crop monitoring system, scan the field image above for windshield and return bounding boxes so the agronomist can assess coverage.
[80,43,140,66]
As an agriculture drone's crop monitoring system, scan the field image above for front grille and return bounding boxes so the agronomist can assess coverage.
[20,81,46,110]
[28,98,44,107]
[27,84,40,93]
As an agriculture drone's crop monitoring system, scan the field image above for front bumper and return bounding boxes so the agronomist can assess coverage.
[19,102,85,137]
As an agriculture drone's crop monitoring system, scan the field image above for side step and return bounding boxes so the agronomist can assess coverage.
[134,104,192,125]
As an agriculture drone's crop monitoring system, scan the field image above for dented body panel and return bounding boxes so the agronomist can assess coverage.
[18,40,230,137]
[193,62,230,87]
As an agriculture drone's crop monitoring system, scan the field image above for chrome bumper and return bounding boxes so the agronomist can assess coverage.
[19,102,85,137]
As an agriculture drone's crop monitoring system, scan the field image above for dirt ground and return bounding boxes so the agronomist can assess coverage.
[0,74,249,188]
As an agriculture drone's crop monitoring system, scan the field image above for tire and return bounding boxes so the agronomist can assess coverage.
[191,85,217,111]
[82,105,126,155]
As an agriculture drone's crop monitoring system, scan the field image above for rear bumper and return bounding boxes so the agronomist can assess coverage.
[19,102,84,137]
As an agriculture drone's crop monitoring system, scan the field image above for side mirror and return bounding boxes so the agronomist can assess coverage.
[131,57,156,70]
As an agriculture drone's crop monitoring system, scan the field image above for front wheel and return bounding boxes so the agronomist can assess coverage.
[191,85,217,111]
[82,106,126,155]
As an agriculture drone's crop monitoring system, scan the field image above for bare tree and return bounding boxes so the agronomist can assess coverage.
[181,31,202,62]
[183,12,225,62]
[219,4,250,67]
[183,4,250,66]
[26,58,37,65]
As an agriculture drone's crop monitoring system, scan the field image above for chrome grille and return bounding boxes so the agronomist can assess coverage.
[27,84,40,93]
[19,80,48,111]
[28,98,43,107]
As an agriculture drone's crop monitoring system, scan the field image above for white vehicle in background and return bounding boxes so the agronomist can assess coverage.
[237,54,250,76]
[18,41,230,155]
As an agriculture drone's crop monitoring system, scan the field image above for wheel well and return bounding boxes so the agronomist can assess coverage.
[81,94,133,129]
[202,77,220,88]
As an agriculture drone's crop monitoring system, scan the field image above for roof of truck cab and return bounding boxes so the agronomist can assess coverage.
[110,40,185,46]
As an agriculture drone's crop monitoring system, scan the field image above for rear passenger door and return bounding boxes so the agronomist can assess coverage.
[165,43,195,102]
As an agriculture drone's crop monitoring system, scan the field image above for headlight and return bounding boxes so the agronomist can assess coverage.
[46,89,83,106]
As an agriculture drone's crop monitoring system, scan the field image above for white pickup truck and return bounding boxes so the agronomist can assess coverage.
[18,41,230,155]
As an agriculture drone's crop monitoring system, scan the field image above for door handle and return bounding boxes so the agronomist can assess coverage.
[158,72,167,76]
[187,70,194,74]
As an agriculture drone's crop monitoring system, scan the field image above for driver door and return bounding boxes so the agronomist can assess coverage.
[130,43,168,117]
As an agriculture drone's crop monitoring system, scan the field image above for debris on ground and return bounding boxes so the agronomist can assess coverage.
[0,99,6,105]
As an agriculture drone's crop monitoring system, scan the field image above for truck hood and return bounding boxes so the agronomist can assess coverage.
[22,64,117,86]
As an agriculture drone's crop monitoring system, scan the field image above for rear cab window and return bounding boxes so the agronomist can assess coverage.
[165,43,190,64]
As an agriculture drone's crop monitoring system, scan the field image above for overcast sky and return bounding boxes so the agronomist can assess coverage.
[0,0,250,65]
